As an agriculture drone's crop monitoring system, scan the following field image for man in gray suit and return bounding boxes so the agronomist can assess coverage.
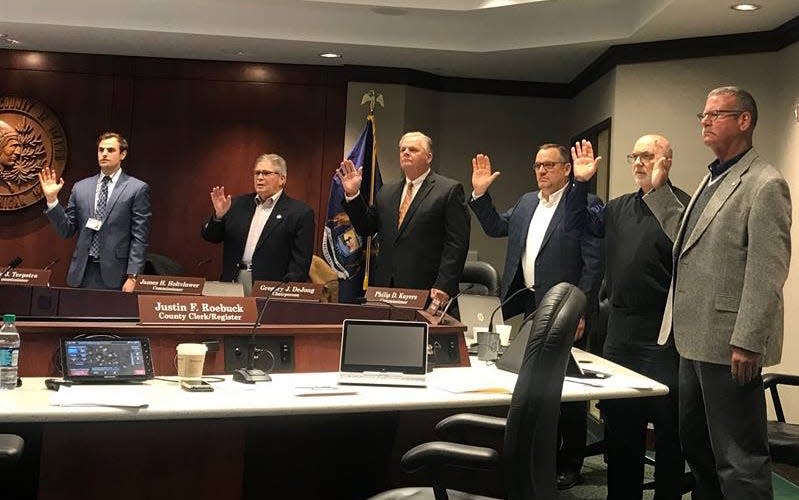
[39,132,151,291]
[644,87,791,499]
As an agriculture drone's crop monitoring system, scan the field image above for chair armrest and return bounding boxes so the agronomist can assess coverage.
[0,434,24,464]
[763,373,799,388]
[435,413,507,443]
[400,441,500,473]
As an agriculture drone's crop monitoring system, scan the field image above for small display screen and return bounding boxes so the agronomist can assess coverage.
[62,339,152,380]
[340,320,428,374]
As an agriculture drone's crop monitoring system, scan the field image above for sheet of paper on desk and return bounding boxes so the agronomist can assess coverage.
[565,375,659,390]
[430,368,517,394]
[50,385,150,408]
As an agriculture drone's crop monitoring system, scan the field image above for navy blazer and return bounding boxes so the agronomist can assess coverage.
[469,183,602,318]
[201,191,315,283]
[46,172,151,288]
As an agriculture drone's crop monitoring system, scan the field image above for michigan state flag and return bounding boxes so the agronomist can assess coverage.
[322,115,383,303]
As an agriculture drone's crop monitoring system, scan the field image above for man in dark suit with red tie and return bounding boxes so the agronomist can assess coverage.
[337,131,470,308]
[201,153,315,294]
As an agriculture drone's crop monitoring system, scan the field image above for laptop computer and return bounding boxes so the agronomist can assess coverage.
[458,294,503,343]
[337,319,428,387]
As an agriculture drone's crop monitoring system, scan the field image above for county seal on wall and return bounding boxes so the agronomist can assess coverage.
[0,96,67,210]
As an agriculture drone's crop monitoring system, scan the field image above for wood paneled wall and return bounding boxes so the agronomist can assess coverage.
[0,51,346,285]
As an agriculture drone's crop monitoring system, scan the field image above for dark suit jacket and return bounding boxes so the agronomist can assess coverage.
[343,171,470,297]
[469,184,602,319]
[201,192,315,283]
[46,172,151,288]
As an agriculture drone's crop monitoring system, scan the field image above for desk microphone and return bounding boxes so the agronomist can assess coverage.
[488,285,535,332]
[233,279,291,384]
[42,258,60,271]
[435,284,475,325]
[0,256,22,280]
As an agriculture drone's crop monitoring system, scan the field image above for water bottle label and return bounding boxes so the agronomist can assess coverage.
[0,347,18,367]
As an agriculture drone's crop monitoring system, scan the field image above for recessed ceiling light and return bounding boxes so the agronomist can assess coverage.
[319,53,341,59]
[730,3,761,11]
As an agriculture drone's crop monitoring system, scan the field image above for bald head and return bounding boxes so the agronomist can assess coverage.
[630,134,672,192]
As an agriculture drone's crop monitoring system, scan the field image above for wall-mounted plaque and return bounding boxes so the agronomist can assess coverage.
[138,295,257,325]
[252,281,323,301]
[134,275,205,295]
[0,268,51,286]
[364,287,428,309]
[0,97,67,211]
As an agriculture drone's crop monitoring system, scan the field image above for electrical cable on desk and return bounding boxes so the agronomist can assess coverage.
[154,376,225,383]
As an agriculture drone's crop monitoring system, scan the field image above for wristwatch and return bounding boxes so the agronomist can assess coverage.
[127,274,138,281]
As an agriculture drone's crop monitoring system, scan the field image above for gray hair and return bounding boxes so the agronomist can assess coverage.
[708,86,758,129]
[399,131,433,154]
[255,153,287,176]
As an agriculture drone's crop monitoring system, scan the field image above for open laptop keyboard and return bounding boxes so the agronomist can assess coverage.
[338,372,427,387]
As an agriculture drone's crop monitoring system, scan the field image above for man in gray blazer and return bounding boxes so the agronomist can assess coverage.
[644,87,791,499]
[39,132,151,291]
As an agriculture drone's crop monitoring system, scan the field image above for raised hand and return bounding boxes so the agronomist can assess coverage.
[38,166,64,204]
[650,156,671,189]
[471,154,500,196]
[571,140,602,182]
[210,186,232,219]
[337,159,363,197]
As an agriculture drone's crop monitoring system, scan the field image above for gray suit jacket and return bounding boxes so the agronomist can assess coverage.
[644,149,791,366]
[46,172,151,288]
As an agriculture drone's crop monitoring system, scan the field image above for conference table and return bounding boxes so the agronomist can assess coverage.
[0,350,668,500]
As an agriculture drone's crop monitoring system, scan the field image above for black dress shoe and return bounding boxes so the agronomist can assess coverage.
[557,470,582,490]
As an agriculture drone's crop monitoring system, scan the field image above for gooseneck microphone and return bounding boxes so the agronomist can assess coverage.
[435,284,475,325]
[233,279,292,384]
[0,256,23,280]
[42,258,60,271]
[488,285,535,332]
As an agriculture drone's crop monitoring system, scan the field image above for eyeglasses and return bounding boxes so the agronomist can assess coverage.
[696,110,745,122]
[254,170,281,178]
[626,152,655,164]
[533,161,566,171]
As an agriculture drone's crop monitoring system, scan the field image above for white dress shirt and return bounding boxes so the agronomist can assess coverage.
[241,190,282,266]
[521,183,567,288]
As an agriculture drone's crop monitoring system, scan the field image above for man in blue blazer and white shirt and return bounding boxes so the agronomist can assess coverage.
[39,132,151,292]
[468,143,602,489]
[644,86,791,500]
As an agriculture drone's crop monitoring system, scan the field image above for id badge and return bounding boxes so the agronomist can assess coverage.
[86,218,103,231]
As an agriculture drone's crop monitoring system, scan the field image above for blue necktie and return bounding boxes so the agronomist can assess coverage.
[89,176,111,259]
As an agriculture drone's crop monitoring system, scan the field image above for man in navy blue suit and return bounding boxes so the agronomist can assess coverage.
[469,143,602,489]
[39,132,151,292]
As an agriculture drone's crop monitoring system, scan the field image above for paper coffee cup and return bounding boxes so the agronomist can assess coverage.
[176,343,207,380]
[496,324,512,346]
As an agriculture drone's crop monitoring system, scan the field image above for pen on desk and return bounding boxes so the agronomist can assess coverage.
[295,386,338,390]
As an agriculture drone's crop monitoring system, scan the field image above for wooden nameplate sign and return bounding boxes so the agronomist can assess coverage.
[138,295,257,325]
[364,287,428,309]
[252,281,323,301]
[0,268,51,286]
[133,275,205,295]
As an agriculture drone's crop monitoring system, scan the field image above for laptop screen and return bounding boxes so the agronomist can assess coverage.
[340,319,428,375]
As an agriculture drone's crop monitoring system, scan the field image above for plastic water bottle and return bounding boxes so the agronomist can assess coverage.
[0,313,20,390]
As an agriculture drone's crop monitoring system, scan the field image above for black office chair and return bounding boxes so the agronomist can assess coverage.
[459,261,500,297]
[143,253,185,276]
[0,434,24,483]
[369,282,586,500]
[763,372,799,467]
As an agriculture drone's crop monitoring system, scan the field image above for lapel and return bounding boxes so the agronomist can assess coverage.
[104,172,129,218]
[515,193,538,252]
[679,151,754,256]
[539,190,567,252]
[254,192,288,252]
[388,180,404,232]
[83,174,101,218]
[397,173,435,236]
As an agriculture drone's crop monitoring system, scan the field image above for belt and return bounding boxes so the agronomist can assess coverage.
[88,256,101,263]
[236,263,252,271]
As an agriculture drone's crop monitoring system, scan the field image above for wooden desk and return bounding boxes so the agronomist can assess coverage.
[0,354,667,500]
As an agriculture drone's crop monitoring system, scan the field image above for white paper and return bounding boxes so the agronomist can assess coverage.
[429,367,517,394]
[565,374,659,390]
[50,385,150,408]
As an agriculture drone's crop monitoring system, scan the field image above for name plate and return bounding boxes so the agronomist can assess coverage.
[365,287,429,309]
[252,281,323,301]
[138,295,257,325]
[134,275,205,295]
[0,268,51,286]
